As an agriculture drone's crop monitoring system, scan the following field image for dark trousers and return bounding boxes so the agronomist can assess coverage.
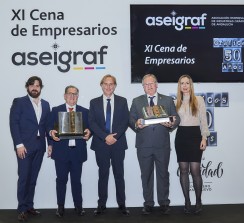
[54,159,83,208]
[17,149,44,212]
[137,146,170,207]
[95,147,125,206]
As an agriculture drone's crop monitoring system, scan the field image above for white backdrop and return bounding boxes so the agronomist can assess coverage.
[1,0,244,209]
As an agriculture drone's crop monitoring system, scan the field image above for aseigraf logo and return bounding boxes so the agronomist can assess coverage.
[11,43,108,73]
[145,11,207,31]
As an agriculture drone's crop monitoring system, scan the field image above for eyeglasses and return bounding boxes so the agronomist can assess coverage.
[143,82,156,87]
[66,92,79,97]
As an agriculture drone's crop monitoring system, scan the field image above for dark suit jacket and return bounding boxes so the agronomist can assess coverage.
[129,93,180,149]
[48,104,89,163]
[89,94,129,150]
[9,95,50,152]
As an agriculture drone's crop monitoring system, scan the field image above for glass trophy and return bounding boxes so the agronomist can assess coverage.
[141,105,172,125]
[55,111,84,139]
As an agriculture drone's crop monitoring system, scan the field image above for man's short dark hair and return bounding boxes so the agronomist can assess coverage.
[25,76,43,89]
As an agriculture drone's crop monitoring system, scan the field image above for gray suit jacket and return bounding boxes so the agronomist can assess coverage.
[129,93,180,149]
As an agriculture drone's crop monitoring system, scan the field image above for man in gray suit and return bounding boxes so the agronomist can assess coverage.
[129,74,180,215]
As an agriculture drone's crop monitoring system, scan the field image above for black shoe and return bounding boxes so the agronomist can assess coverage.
[94,205,106,216]
[75,207,85,216]
[56,206,64,218]
[142,205,153,215]
[160,204,170,215]
[184,202,192,215]
[27,208,41,216]
[118,205,130,216]
[18,212,28,222]
[194,203,202,214]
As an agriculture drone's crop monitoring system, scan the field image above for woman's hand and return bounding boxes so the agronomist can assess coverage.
[200,138,207,150]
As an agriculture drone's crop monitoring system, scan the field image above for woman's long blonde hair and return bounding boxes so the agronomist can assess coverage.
[176,74,198,116]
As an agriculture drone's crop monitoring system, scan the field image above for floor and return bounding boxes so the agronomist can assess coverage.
[0,204,243,223]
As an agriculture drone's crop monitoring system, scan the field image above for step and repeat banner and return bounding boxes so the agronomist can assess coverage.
[1,0,244,209]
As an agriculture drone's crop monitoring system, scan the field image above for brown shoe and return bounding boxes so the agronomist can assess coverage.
[27,208,41,216]
[18,212,28,222]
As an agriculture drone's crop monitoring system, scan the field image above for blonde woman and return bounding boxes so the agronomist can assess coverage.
[175,75,210,214]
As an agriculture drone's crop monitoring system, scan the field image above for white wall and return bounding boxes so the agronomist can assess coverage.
[1,0,244,209]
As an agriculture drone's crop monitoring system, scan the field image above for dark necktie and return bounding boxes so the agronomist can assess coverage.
[149,96,155,107]
[105,99,111,133]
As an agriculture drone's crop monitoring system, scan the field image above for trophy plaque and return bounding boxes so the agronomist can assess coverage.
[141,105,172,125]
[55,111,84,139]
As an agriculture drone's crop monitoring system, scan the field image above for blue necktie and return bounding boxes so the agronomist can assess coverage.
[149,96,155,107]
[105,99,111,133]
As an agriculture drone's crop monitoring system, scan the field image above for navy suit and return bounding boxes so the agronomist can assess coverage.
[9,95,50,213]
[48,104,89,208]
[89,94,129,206]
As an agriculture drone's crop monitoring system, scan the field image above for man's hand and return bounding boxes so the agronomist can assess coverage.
[50,130,60,141]
[160,116,176,128]
[47,145,52,158]
[16,146,27,159]
[105,133,117,145]
[136,119,148,129]
[82,129,91,141]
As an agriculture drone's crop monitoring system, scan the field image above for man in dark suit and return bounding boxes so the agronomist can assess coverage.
[89,74,130,216]
[48,85,91,218]
[9,76,51,221]
[129,74,180,215]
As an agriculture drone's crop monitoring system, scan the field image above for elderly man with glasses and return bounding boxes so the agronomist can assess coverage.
[48,85,91,218]
[129,74,180,215]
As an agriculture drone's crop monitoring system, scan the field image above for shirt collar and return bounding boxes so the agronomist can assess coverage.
[66,103,76,111]
[147,93,157,99]
[28,94,41,104]
[103,94,114,101]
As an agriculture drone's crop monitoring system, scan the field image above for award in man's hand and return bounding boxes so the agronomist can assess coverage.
[55,112,84,139]
[141,105,172,125]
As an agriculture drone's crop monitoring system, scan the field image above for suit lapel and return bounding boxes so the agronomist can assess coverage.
[113,94,123,124]
[60,104,67,112]
[157,93,164,105]
[113,95,118,119]
[25,96,38,124]
[99,96,106,123]
[143,94,149,107]
[39,99,47,123]
[95,95,105,123]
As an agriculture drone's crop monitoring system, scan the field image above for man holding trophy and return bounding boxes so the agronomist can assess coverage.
[48,85,91,218]
[129,74,180,215]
